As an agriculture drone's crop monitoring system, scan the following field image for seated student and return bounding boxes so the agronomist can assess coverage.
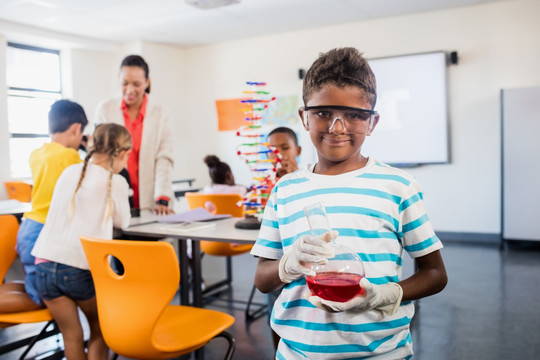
[32,123,132,360]
[196,154,247,251]
[202,155,247,196]
[266,126,302,351]
[251,47,447,359]
[9,100,87,313]
[268,126,302,179]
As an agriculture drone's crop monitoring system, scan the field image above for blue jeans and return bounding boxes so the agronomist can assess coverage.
[16,218,44,306]
[35,262,95,301]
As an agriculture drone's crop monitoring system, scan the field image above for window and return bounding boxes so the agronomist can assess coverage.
[6,43,62,178]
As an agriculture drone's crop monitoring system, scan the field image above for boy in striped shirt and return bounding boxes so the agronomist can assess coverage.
[251,47,447,359]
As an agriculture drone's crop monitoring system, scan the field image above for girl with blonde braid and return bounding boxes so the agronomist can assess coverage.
[31,123,132,360]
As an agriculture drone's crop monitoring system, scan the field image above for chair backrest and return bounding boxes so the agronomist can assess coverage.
[4,181,32,202]
[185,192,252,256]
[80,236,179,357]
[0,215,19,282]
[184,192,244,218]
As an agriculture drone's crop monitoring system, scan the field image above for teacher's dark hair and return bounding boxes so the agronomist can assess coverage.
[121,55,151,94]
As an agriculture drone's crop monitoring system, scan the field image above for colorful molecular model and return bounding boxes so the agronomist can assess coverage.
[235,81,278,229]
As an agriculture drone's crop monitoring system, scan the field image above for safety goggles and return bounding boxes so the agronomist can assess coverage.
[301,105,377,134]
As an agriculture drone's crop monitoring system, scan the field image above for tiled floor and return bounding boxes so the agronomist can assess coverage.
[2,239,540,360]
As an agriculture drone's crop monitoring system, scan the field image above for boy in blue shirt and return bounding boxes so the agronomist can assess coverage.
[251,47,447,359]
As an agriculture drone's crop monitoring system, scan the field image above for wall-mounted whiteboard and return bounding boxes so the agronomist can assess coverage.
[362,52,450,166]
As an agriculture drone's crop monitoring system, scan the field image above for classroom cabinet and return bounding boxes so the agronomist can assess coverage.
[501,86,540,242]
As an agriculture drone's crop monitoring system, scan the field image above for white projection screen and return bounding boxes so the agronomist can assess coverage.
[363,52,450,166]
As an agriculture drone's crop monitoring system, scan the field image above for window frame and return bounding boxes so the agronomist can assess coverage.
[6,42,63,178]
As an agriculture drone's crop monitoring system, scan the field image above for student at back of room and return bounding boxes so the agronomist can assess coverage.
[202,154,248,196]
[265,126,303,351]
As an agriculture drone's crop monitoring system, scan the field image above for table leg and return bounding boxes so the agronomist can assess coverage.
[192,240,203,307]
[192,240,205,360]
[178,240,190,305]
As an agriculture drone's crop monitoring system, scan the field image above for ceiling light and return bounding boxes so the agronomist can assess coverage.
[185,0,240,10]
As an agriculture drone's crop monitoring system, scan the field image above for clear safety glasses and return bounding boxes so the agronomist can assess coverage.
[301,105,377,134]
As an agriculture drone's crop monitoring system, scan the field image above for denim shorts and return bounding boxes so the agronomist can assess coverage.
[35,262,96,301]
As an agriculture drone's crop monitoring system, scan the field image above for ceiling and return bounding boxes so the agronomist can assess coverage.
[0,0,510,48]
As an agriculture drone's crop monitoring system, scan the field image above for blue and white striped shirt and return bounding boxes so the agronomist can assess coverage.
[251,158,443,359]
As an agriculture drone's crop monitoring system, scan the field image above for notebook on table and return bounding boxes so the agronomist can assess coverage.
[156,207,232,224]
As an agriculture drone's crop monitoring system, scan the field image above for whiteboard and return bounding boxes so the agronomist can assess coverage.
[363,52,450,166]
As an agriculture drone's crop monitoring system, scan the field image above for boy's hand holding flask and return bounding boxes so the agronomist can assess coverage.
[307,278,403,318]
[279,231,337,283]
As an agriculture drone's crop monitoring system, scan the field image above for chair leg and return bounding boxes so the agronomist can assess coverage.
[225,256,232,285]
[245,284,267,322]
[0,321,59,357]
[18,320,58,360]
[213,331,236,360]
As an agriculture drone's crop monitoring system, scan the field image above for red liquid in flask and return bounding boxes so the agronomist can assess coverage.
[307,272,364,302]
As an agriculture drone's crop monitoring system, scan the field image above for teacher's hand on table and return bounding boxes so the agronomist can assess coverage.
[153,204,174,215]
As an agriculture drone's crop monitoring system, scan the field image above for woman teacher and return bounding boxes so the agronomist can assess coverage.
[95,55,174,215]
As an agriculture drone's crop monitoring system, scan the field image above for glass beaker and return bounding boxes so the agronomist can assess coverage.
[304,202,365,302]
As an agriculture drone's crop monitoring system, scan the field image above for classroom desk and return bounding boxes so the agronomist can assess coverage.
[0,200,31,220]
[123,216,259,308]
[173,178,196,187]
[172,178,200,198]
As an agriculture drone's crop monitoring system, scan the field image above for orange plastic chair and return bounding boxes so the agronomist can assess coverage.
[184,192,267,320]
[0,215,59,360]
[4,181,32,202]
[0,215,19,282]
[80,236,236,360]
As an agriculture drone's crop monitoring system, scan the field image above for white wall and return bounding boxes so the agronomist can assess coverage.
[69,48,117,124]
[179,0,540,235]
[137,41,188,181]
[1,0,539,236]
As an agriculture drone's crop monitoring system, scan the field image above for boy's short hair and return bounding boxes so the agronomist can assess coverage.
[268,126,299,146]
[48,99,88,134]
[302,47,377,108]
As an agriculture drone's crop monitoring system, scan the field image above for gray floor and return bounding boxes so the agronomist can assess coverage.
[2,239,540,360]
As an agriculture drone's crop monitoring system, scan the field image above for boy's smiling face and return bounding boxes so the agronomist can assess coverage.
[300,84,379,174]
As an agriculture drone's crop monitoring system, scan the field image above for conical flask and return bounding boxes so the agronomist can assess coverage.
[304,202,365,302]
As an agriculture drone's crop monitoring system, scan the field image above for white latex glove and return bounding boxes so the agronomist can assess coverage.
[306,277,403,318]
[278,231,337,283]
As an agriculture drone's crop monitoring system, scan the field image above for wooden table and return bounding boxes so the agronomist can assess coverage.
[123,216,259,307]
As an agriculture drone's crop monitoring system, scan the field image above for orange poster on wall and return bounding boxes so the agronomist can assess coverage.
[215,98,245,131]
